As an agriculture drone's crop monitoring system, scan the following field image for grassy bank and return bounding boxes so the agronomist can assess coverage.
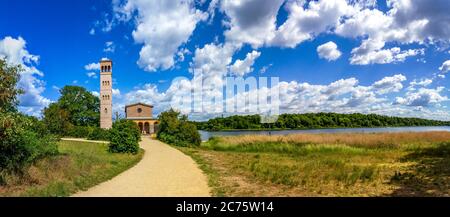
[179,132,450,196]
[0,140,143,196]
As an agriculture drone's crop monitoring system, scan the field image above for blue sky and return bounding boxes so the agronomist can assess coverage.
[1,0,450,120]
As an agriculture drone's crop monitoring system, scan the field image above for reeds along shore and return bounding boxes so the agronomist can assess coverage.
[215,131,450,147]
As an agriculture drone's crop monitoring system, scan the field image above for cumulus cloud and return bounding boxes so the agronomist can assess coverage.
[317,41,342,61]
[395,87,448,107]
[370,74,406,94]
[113,0,207,72]
[270,0,354,48]
[349,39,424,65]
[84,62,100,70]
[439,60,450,73]
[409,78,433,89]
[220,0,285,48]
[111,71,450,121]
[0,36,51,116]
[229,50,261,76]
[217,0,449,65]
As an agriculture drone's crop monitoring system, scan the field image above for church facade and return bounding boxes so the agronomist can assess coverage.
[125,103,159,135]
[98,59,158,134]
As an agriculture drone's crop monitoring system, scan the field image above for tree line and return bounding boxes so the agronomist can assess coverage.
[195,113,450,131]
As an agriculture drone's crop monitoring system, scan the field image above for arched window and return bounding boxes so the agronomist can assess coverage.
[104,108,108,113]
[107,65,111,71]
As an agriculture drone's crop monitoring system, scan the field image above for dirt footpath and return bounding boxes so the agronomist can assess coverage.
[72,137,211,197]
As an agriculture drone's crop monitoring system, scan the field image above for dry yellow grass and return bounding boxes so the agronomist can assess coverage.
[183,131,450,196]
[219,131,450,147]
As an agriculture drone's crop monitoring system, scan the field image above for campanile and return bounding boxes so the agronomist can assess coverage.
[100,59,112,129]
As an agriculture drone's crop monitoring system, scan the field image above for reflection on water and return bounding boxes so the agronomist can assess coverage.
[199,126,450,141]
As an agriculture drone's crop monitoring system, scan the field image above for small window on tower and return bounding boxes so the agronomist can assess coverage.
[104,108,108,113]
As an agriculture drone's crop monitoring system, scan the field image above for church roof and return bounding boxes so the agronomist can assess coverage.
[125,102,154,109]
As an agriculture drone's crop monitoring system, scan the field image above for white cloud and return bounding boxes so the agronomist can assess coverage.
[91,91,100,97]
[220,0,285,48]
[395,87,448,107]
[84,62,100,70]
[0,36,51,116]
[103,41,115,53]
[229,50,261,76]
[349,39,424,65]
[114,0,207,72]
[112,88,121,96]
[409,78,433,88]
[371,74,406,94]
[439,60,450,73]
[317,41,342,61]
[270,0,354,48]
[86,72,97,78]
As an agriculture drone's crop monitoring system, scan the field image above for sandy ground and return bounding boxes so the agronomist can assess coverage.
[72,137,211,197]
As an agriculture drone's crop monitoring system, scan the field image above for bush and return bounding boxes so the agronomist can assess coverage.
[66,126,92,138]
[0,112,58,173]
[157,109,201,147]
[108,120,140,154]
[87,127,110,141]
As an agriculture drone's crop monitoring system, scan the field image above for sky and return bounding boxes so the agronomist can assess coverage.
[1,0,450,120]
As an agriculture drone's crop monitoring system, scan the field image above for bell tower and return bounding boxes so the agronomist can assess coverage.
[100,59,112,129]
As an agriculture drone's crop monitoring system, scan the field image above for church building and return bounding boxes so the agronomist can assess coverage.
[125,103,159,135]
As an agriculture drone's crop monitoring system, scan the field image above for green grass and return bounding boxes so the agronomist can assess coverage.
[180,133,450,196]
[0,140,143,197]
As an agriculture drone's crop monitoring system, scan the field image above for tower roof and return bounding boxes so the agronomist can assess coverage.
[125,102,154,109]
[100,58,112,63]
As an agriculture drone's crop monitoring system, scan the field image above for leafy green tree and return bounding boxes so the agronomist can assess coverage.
[58,86,100,126]
[0,59,23,113]
[43,85,100,135]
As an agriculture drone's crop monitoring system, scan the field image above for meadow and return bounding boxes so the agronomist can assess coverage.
[0,140,143,196]
[179,132,450,196]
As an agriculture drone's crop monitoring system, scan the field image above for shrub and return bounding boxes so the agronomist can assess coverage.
[66,126,92,138]
[108,120,140,154]
[0,112,58,173]
[157,109,201,147]
[87,127,110,141]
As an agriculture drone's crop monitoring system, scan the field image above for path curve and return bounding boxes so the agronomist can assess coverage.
[73,137,211,197]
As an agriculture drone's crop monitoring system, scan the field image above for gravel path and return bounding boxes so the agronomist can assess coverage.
[72,137,211,197]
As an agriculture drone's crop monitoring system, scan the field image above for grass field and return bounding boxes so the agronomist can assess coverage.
[0,140,143,196]
[179,132,450,196]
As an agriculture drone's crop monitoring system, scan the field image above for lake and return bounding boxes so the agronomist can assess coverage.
[199,126,450,141]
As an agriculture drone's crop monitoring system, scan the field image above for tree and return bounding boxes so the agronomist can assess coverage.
[43,85,100,135]
[157,108,201,147]
[0,59,23,113]
[58,86,100,126]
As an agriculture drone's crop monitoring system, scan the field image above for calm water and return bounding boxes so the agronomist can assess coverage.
[199,126,450,141]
